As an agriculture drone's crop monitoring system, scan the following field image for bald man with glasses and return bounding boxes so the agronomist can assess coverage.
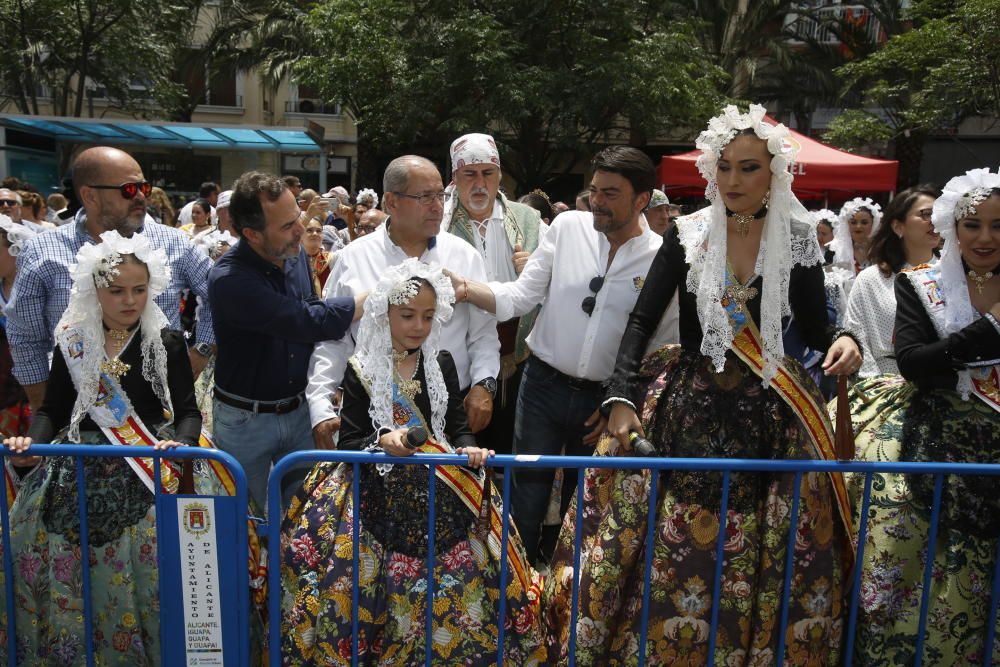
[6,146,218,409]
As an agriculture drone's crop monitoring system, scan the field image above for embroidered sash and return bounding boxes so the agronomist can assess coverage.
[906,265,1000,413]
[350,357,534,593]
[722,269,856,554]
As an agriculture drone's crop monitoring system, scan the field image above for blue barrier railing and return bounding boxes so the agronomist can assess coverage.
[266,452,1000,667]
[0,445,251,667]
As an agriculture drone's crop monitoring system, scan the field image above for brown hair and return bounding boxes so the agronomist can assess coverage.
[869,184,940,275]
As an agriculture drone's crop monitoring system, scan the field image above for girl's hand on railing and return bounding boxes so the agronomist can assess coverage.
[379,429,415,457]
[154,440,186,451]
[456,446,495,469]
[4,435,32,454]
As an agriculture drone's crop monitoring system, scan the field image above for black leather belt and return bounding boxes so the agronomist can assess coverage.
[529,355,604,392]
[214,390,305,415]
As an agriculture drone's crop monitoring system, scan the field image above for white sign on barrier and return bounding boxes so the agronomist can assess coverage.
[177,497,225,666]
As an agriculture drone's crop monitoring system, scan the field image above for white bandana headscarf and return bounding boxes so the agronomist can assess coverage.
[681,104,823,383]
[57,231,174,442]
[829,197,883,267]
[450,133,501,172]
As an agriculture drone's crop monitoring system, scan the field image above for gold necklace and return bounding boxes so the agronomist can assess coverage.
[395,349,422,399]
[968,269,995,295]
[725,199,768,238]
[101,327,133,379]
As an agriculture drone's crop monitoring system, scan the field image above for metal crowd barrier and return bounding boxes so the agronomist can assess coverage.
[267,452,1000,667]
[0,444,252,667]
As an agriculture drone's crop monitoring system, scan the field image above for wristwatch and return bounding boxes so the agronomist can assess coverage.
[192,342,214,358]
[475,377,497,397]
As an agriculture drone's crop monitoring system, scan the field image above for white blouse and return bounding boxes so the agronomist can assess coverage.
[845,265,901,377]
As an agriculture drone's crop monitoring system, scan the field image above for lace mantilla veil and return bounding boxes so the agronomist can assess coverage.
[56,230,173,442]
[352,258,456,470]
[829,197,883,267]
[679,104,825,383]
[927,168,1000,398]
[0,213,38,256]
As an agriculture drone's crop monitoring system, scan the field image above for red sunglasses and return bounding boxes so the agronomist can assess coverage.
[88,181,152,199]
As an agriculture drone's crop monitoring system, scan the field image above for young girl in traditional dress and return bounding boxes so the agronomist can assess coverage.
[1,231,232,663]
[280,258,545,666]
[0,214,36,440]
[545,105,863,665]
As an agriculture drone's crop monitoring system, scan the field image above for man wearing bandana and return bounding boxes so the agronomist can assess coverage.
[442,133,548,454]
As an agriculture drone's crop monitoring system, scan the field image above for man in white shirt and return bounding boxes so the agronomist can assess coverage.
[442,132,548,455]
[307,155,501,447]
[452,146,679,564]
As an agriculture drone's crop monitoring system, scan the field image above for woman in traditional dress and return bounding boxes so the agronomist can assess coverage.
[0,215,36,440]
[848,168,1000,665]
[178,198,216,241]
[280,258,545,666]
[544,104,862,666]
[0,231,245,664]
[827,197,883,277]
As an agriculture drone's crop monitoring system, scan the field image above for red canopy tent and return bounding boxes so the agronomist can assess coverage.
[658,119,898,202]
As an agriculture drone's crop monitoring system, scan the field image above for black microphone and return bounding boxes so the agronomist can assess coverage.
[629,431,657,457]
[404,426,427,450]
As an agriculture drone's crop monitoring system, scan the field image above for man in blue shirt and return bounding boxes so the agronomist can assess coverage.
[7,146,217,410]
[209,171,360,510]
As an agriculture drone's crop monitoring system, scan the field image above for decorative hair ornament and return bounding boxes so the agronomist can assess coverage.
[353,258,456,474]
[57,231,174,442]
[956,187,993,221]
[0,213,37,257]
[356,188,379,209]
[680,104,821,384]
[811,208,839,228]
[529,188,552,205]
[387,277,422,305]
[838,197,883,232]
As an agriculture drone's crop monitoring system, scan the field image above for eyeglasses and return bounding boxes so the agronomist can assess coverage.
[391,191,451,206]
[357,225,378,234]
[87,181,152,200]
[0,199,19,207]
[916,208,933,221]
[581,275,604,316]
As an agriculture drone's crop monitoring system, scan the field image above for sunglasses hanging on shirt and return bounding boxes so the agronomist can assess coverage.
[581,275,605,316]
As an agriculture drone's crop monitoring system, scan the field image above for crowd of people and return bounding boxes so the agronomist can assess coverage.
[0,103,995,665]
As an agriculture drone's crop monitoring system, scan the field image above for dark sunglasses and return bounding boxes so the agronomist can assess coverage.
[581,275,605,316]
[87,181,152,199]
[0,199,19,207]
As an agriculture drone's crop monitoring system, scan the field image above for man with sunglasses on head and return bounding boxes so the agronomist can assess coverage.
[448,146,679,566]
[306,155,500,449]
[442,132,547,456]
[6,146,219,410]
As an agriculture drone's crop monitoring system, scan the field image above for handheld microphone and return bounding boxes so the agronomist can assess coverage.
[404,426,427,450]
[628,431,657,457]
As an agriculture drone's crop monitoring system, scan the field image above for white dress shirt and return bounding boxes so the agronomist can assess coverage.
[306,222,501,427]
[488,211,679,381]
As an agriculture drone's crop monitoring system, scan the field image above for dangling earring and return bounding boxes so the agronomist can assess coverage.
[761,191,770,209]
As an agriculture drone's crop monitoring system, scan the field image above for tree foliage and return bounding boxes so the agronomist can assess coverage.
[826,0,1000,185]
[0,0,202,117]
[293,0,726,190]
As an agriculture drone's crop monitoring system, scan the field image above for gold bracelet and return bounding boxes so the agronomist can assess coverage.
[463,278,469,302]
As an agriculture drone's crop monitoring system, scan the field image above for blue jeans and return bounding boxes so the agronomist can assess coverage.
[511,356,602,564]
[212,394,314,514]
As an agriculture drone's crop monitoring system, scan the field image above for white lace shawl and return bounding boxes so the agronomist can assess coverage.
[351,258,456,472]
[55,231,174,442]
[686,104,824,383]
[0,213,37,256]
[829,197,882,268]
[927,167,1000,397]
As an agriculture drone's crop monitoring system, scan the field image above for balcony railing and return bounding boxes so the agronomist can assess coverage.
[784,4,884,45]
[284,99,341,116]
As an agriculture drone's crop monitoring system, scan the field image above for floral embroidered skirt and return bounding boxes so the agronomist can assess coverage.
[845,376,1000,665]
[0,432,257,666]
[543,346,847,666]
[280,460,546,666]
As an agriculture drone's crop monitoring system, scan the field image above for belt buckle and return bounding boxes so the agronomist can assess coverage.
[274,396,298,415]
